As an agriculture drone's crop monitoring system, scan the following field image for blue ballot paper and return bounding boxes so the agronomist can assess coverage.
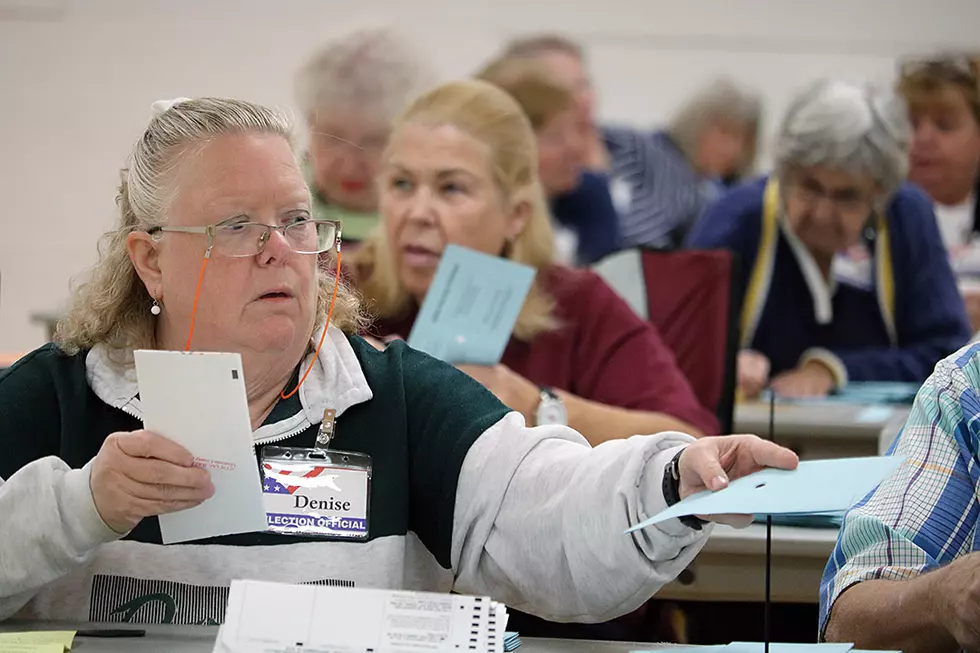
[627,455,906,533]
[631,643,861,653]
[726,643,855,653]
[761,381,920,406]
[752,511,844,528]
[407,245,535,365]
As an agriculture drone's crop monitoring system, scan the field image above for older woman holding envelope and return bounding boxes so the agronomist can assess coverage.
[353,80,719,443]
[0,95,796,626]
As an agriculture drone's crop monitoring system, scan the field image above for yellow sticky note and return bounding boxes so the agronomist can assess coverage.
[0,630,75,651]
[0,643,65,653]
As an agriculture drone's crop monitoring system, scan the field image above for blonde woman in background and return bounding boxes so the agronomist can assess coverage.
[504,35,761,249]
[295,27,432,242]
[353,79,719,447]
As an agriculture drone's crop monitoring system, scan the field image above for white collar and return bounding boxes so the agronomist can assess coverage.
[85,326,374,443]
[780,218,877,325]
[935,190,977,248]
[780,220,836,325]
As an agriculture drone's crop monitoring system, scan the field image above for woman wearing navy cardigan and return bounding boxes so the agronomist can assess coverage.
[687,79,970,399]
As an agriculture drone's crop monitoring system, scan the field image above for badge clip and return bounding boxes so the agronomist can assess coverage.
[316,408,336,450]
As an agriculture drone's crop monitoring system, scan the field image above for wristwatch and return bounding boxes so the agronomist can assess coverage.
[662,449,707,531]
[535,386,568,427]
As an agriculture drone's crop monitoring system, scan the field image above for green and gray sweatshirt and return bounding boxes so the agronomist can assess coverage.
[0,327,708,625]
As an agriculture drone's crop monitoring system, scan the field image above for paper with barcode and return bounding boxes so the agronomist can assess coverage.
[214,579,505,652]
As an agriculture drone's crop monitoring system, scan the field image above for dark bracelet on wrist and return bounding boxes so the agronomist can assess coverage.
[662,449,707,531]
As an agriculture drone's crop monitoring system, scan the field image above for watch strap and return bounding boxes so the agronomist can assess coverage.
[661,449,706,531]
[539,386,560,401]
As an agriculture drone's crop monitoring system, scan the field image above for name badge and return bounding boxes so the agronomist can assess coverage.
[832,245,874,291]
[610,177,633,215]
[260,446,372,540]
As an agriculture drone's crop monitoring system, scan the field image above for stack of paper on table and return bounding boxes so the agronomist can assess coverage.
[503,631,521,651]
[213,580,509,653]
[0,630,75,653]
[627,455,906,533]
[761,382,920,405]
[632,644,898,653]
[751,512,844,529]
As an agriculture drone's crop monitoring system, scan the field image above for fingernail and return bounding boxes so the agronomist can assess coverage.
[711,476,728,490]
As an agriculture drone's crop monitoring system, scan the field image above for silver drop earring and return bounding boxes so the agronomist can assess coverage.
[150,299,162,316]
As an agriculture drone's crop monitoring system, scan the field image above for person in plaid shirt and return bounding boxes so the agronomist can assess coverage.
[821,343,980,651]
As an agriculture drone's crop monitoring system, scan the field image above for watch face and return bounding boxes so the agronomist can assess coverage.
[537,400,568,426]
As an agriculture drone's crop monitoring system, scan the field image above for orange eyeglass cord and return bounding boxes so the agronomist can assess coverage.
[183,246,343,401]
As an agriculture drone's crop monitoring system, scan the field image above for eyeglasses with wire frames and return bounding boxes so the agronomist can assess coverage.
[787,175,876,217]
[147,218,342,258]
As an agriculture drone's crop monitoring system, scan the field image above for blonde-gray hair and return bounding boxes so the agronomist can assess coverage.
[667,78,763,178]
[56,97,363,359]
[502,34,585,62]
[295,27,432,128]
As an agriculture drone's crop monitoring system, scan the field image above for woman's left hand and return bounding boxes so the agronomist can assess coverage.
[456,364,540,422]
[770,360,835,398]
[676,433,799,527]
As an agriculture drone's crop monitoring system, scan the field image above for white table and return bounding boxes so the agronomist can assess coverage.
[658,524,839,604]
[0,623,673,652]
[734,402,909,460]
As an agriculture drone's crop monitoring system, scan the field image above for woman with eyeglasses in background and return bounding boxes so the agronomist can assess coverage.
[688,79,970,399]
[294,27,432,244]
[897,55,980,331]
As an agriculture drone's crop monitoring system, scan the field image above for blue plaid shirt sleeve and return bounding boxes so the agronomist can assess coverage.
[818,344,980,638]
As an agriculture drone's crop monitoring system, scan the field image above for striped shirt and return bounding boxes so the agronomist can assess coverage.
[819,342,980,637]
[603,127,723,250]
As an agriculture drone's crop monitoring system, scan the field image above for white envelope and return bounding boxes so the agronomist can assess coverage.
[134,350,267,544]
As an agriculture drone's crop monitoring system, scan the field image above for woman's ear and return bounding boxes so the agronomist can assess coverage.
[505,187,534,242]
[127,231,163,300]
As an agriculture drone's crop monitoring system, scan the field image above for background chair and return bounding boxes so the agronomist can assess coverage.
[594,248,742,433]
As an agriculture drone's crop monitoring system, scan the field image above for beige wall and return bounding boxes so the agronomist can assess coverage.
[2,0,979,352]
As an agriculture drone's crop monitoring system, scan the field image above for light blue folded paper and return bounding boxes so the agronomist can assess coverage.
[631,643,857,653]
[626,455,906,533]
[726,642,855,653]
[407,245,535,366]
[760,381,919,405]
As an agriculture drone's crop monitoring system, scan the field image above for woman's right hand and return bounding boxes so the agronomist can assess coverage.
[737,349,771,399]
[89,430,215,534]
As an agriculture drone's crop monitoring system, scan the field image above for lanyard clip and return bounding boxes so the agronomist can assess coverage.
[316,408,336,450]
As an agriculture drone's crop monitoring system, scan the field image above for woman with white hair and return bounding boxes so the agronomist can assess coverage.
[294,28,431,242]
[688,79,970,399]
